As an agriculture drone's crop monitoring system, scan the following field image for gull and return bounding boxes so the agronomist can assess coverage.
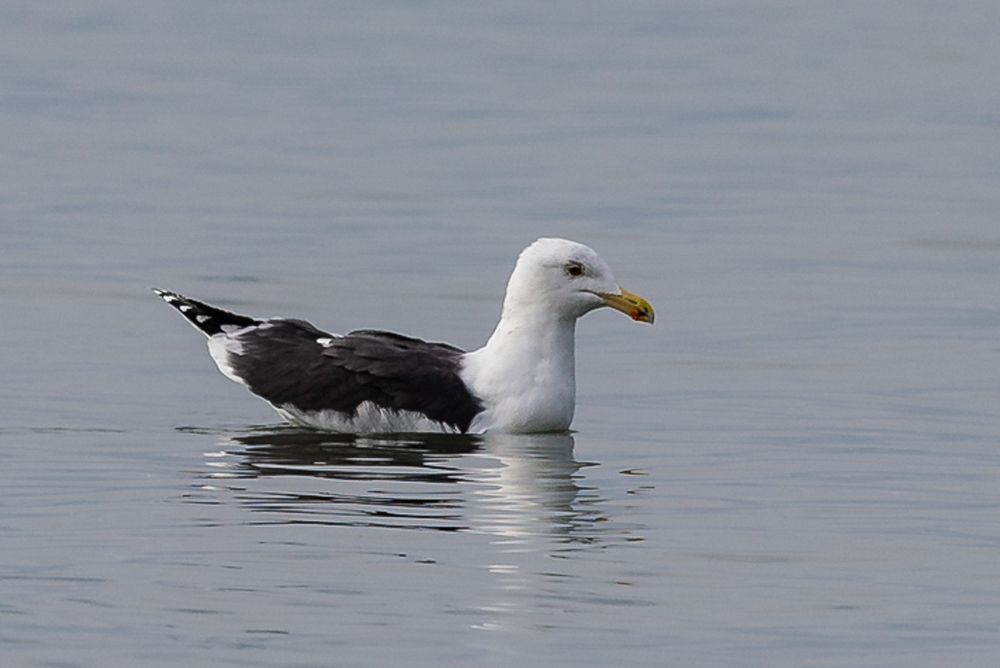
[155,237,653,433]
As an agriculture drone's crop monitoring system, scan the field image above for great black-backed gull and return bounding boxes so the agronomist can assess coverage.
[154,237,653,434]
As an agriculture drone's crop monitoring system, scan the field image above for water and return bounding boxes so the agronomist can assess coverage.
[2,1,999,666]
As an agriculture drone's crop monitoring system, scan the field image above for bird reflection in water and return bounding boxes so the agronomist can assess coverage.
[194,427,608,544]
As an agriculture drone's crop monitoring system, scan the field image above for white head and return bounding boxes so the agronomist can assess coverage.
[463,238,653,433]
[501,238,654,324]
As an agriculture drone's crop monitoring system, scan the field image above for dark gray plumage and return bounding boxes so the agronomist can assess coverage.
[153,290,484,432]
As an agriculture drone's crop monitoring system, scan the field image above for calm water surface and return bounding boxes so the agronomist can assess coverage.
[2,2,999,666]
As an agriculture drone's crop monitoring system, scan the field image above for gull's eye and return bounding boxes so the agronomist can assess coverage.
[566,263,585,277]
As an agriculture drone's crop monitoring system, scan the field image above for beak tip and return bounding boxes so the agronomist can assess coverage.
[601,287,654,324]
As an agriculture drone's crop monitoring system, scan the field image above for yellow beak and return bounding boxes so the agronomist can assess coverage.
[600,287,655,324]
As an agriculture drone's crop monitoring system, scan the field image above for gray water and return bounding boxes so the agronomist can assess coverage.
[2,1,999,666]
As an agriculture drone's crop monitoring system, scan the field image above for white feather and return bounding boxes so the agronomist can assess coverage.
[275,402,463,434]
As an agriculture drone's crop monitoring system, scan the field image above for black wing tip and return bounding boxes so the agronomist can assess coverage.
[153,288,259,336]
[153,288,198,306]
[152,288,199,312]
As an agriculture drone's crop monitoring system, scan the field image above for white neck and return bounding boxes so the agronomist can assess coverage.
[461,308,578,433]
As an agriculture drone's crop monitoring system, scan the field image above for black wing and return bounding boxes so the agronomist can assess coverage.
[155,289,484,432]
[228,323,483,433]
